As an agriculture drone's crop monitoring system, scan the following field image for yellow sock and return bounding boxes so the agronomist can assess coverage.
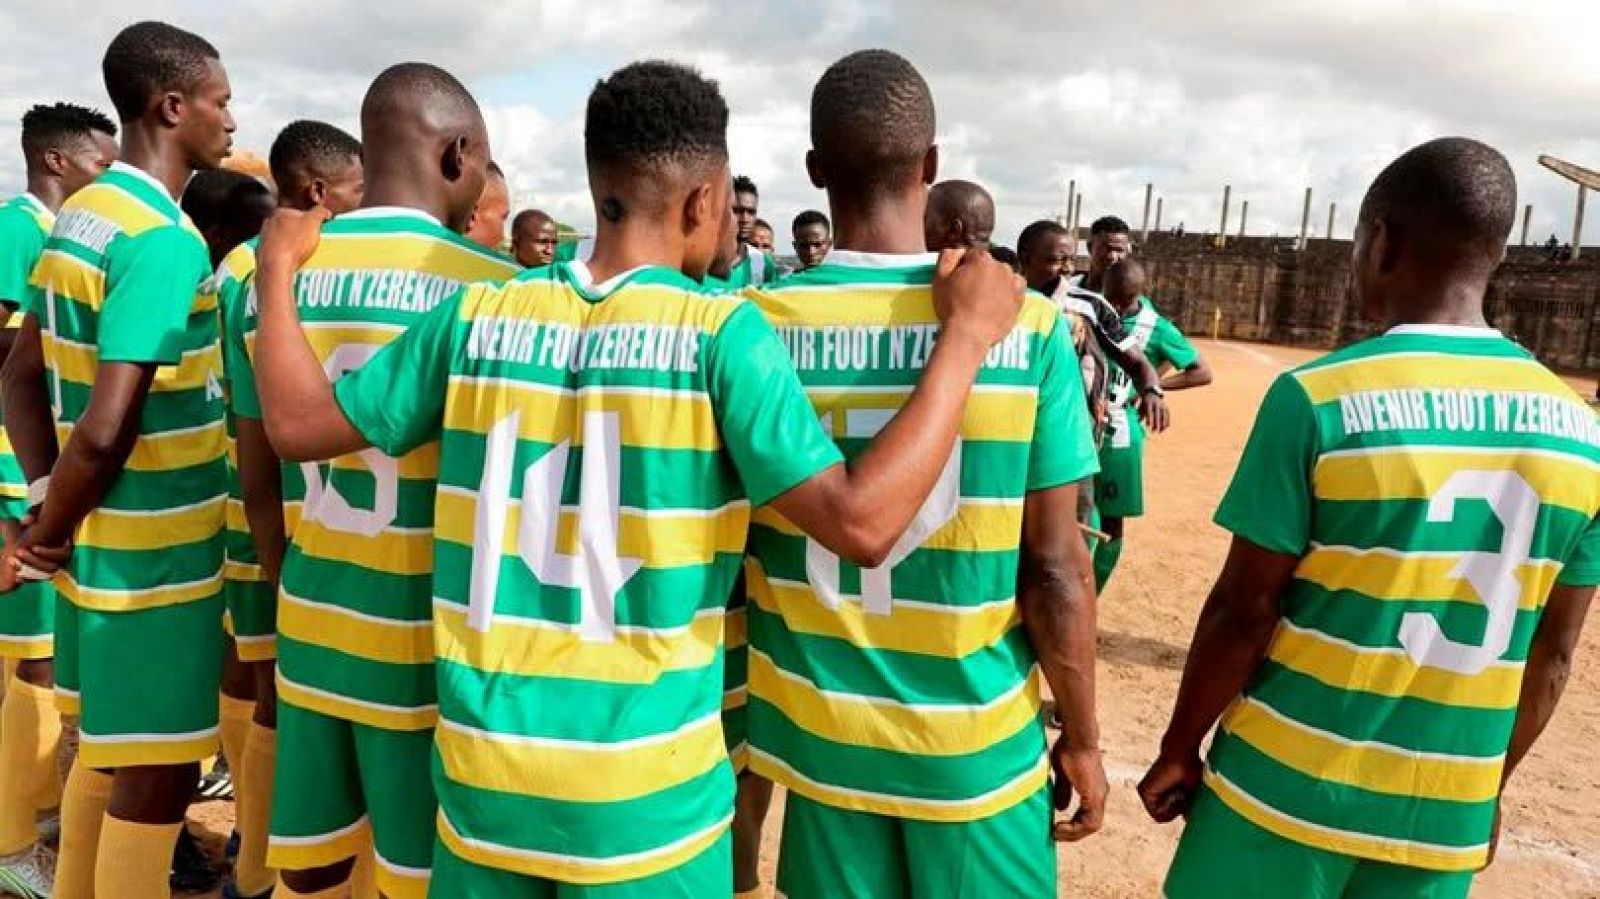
[0,680,61,854]
[219,692,254,779]
[275,880,351,899]
[235,723,278,895]
[95,815,183,899]
[54,764,112,899]
[350,834,378,899]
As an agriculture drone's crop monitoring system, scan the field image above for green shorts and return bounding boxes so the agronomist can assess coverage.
[1166,786,1473,899]
[1096,438,1145,519]
[267,697,434,899]
[223,577,277,662]
[0,579,54,660]
[777,785,1056,899]
[431,828,730,899]
[54,594,223,768]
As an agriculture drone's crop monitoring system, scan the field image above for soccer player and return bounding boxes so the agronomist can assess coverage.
[1093,258,1210,589]
[183,169,275,267]
[1139,137,1600,899]
[2,20,235,899]
[726,174,781,287]
[227,65,520,899]
[212,117,363,899]
[1073,215,1132,295]
[246,58,1023,898]
[511,208,559,267]
[0,101,116,899]
[922,178,994,251]
[466,159,511,250]
[743,49,1106,899]
[749,218,775,251]
[790,209,831,269]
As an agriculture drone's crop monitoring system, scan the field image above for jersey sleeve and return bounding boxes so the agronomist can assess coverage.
[97,226,208,364]
[1557,513,1600,587]
[707,298,843,507]
[221,273,262,420]
[1150,317,1200,370]
[1028,314,1100,491]
[333,286,463,458]
[1213,373,1319,556]
[0,214,45,311]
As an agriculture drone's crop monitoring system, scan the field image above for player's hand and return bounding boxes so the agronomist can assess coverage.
[1138,392,1171,433]
[933,247,1025,349]
[1138,750,1203,823]
[0,521,23,594]
[257,205,332,270]
[1050,737,1107,842]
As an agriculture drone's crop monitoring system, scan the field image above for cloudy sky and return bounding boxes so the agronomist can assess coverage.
[1,0,1596,250]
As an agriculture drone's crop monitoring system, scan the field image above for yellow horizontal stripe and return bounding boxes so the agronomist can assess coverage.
[1297,546,1558,612]
[435,490,748,569]
[375,866,428,899]
[225,498,250,532]
[56,421,226,473]
[436,713,725,803]
[0,635,53,660]
[748,649,1038,756]
[0,484,28,500]
[747,565,1019,658]
[44,334,222,394]
[78,731,219,769]
[1313,447,1599,515]
[76,183,169,236]
[752,498,1022,552]
[291,517,433,576]
[808,391,1039,444]
[729,742,749,774]
[1268,623,1523,709]
[76,497,224,552]
[53,689,79,716]
[276,672,436,731]
[1222,697,1502,804]
[1295,355,1554,405]
[56,570,221,613]
[278,591,431,666]
[437,809,730,886]
[1204,769,1487,872]
[219,243,256,283]
[751,746,1050,824]
[223,560,264,582]
[234,637,277,663]
[443,379,721,451]
[266,821,372,875]
[29,251,105,308]
[463,279,741,334]
[433,601,721,684]
[752,288,1060,336]
[305,232,519,282]
[724,606,747,650]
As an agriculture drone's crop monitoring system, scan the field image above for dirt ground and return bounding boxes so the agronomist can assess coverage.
[34,341,1600,898]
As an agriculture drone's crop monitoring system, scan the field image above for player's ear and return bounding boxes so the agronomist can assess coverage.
[41,148,67,179]
[158,89,184,128]
[306,177,327,208]
[922,144,939,185]
[683,181,713,238]
[805,149,826,190]
[1372,217,1400,275]
[442,135,468,183]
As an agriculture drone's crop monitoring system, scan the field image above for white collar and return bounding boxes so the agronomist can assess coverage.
[1385,324,1502,338]
[18,193,50,217]
[567,260,648,295]
[339,206,442,228]
[823,249,939,269]
[112,161,178,200]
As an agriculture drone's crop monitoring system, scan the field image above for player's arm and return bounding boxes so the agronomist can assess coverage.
[1,315,60,485]
[1503,582,1593,786]
[251,207,368,462]
[1160,356,1212,392]
[236,418,287,585]
[1154,320,1212,392]
[1084,299,1168,432]
[762,249,1023,568]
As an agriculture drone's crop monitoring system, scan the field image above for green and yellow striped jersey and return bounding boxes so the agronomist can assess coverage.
[742,251,1100,822]
[26,162,226,611]
[1210,325,1600,872]
[332,261,842,884]
[0,193,55,515]
[231,207,519,730]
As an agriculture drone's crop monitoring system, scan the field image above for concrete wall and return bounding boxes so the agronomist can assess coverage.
[1135,234,1600,373]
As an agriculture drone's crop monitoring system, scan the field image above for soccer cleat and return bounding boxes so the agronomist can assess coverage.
[169,826,220,893]
[33,809,60,846]
[0,843,56,898]
[195,754,235,800]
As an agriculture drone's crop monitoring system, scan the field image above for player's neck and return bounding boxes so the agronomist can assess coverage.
[828,192,927,255]
[116,127,193,200]
[586,220,683,284]
[1083,270,1104,292]
[24,175,65,213]
[360,174,452,229]
[1386,281,1490,330]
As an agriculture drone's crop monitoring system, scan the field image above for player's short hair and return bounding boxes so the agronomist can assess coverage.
[928,179,995,234]
[1089,216,1130,239]
[1103,257,1147,294]
[1358,137,1516,267]
[362,62,481,133]
[793,209,830,232]
[733,174,758,197]
[102,21,220,122]
[988,245,1020,271]
[1017,219,1068,257]
[512,208,553,232]
[181,169,270,231]
[268,119,359,190]
[487,159,504,179]
[753,218,771,231]
[20,103,116,162]
[811,50,935,195]
[584,61,728,222]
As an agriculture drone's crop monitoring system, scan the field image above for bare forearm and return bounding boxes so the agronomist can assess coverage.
[1107,343,1159,394]
[1020,545,1100,750]
[1162,361,1212,392]
[28,430,133,546]
[1,325,58,482]
[1502,585,1592,788]
[237,420,287,585]
[1159,588,1278,757]
[253,258,364,461]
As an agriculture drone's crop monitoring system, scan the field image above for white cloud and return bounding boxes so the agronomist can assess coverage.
[0,1,1595,248]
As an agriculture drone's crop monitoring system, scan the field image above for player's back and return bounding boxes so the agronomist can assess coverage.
[242,207,520,729]
[1210,324,1600,872]
[743,250,1097,821]
[28,162,225,611]
[424,261,782,881]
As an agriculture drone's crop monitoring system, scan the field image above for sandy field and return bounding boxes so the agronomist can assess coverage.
[21,340,1599,898]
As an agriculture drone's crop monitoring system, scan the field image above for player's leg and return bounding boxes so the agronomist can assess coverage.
[269,699,366,895]
[776,793,907,899]
[51,595,110,899]
[229,572,281,899]
[901,784,1055,899]
[1092,432,1145,591]
[0,582,61,898]
[352,722,437,899]
[78,597,225,898]
[1344,858,1473,899]
[732,773,773,896]
[1164,784,1353,898]
[212,635,253,800]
